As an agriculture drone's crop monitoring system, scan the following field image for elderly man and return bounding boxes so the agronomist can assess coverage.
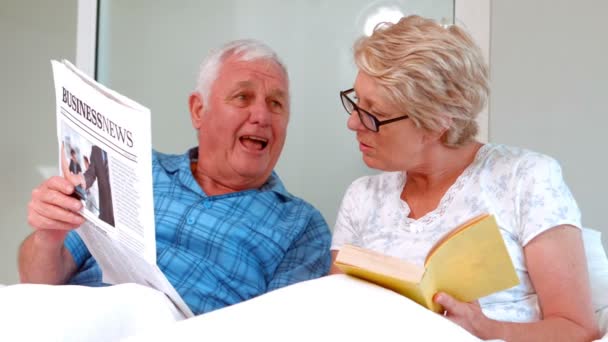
[19,39,331,316]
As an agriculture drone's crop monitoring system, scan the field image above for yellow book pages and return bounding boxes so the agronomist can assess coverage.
[417,269,441,312]
[335,245,424,282]
[334,245,429,308]
[422,215,520,304]
[335,264,428,308]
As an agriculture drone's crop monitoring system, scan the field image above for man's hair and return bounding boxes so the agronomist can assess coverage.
[70,148,76,156]
[353,15,489,146]
[195,39,289,106]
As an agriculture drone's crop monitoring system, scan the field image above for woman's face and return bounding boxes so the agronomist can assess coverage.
[347,71,428,171]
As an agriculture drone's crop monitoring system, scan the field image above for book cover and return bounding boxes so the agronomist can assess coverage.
[334,214,520,312]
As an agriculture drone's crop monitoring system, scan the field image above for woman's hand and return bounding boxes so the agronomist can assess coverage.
[434,292,495,337]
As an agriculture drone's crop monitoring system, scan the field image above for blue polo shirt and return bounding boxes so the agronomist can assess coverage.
[64,148,331,315]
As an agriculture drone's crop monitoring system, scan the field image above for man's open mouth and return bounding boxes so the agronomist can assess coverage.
[240,135,269,150]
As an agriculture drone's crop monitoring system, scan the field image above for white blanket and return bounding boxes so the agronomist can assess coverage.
[1,276,607,341]
[1,228,606,341]
[125,274,481,342]
[0,283,182,342]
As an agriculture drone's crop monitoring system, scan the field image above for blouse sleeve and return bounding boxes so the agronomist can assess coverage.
[513,152,581,245]
[331,179,364,251]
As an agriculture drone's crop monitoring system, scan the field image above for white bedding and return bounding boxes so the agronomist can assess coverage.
[1,277,606,342]
[125,274,481,342]
[1,228,606,341]
[0,283,182,341]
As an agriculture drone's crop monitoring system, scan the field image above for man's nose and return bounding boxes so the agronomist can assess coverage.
[249,100,272,126]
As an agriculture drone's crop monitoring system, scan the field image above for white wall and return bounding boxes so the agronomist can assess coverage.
[490,0,608,248]
[95,0,453,230]
[0,0,78,284]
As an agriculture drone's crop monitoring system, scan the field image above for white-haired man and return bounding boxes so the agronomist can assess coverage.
[19,39,331,316]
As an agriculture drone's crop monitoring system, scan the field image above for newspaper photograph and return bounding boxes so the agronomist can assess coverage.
[51,60,193,318]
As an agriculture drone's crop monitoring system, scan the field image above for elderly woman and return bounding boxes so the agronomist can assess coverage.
[329,15,598,341]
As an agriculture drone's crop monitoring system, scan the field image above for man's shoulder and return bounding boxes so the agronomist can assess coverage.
[151,148,193,173]
[264,172,326,221]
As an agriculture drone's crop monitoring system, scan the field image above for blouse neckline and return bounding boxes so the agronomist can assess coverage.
[398,144,492,231]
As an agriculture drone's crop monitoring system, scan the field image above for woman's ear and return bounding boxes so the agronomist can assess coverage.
[189,92,204,129]
[422,115,452,144]
[423,126,448,144]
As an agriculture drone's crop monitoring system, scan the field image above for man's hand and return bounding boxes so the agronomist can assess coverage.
[20,176,84,284]
[27,176,85,245]
[434,292,494,337]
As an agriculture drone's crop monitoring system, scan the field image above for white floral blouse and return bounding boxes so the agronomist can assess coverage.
[331,144,581,322]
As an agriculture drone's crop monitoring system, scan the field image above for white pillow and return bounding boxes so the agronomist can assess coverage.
[583,228,608,313]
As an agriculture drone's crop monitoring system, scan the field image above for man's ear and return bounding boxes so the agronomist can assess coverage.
[189,92,205,129]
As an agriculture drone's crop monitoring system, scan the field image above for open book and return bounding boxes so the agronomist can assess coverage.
[334,214,519,312]
[51,60,193,318]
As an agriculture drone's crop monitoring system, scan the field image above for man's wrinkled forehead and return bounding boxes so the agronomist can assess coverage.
[226,53,287,76]
[233,80,288,101]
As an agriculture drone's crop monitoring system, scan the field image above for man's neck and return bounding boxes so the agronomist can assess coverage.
[190,162,265,196]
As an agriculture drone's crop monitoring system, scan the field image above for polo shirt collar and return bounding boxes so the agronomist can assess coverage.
[158,147,291,198]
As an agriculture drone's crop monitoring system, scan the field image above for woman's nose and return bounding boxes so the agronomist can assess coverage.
[347,110,364,131]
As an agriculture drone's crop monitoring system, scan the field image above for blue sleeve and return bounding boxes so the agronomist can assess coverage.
[64,230,91,268]
[267,208,331,291]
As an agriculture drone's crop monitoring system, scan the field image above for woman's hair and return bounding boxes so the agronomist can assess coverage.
[195,39,289,106]
[354,15,489,146]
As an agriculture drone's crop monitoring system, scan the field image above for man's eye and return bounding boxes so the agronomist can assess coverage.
[270,100,282,108]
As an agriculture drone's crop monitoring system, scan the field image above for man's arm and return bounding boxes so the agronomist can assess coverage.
[19,176,85,284]
[267,209,331,291]
[18,231,77,284]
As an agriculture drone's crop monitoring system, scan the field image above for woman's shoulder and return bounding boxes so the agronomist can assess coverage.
[480,144,561,172]
[347,171,404,195]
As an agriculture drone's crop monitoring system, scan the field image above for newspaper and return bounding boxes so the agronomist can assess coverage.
[51,59,194,319]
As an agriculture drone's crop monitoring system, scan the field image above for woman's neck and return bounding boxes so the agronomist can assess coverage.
[406,141,482,191]
[401,141,483,218]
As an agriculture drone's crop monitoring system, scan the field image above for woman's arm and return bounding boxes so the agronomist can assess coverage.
[436,225,599,341]
[328,250,344,275]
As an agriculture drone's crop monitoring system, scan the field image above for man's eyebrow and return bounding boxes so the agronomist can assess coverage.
[229,81,287,101]
[224,81,254,100]
[268,89,287,100]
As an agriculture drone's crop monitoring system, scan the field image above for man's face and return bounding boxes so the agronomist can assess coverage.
[190,55,289,190]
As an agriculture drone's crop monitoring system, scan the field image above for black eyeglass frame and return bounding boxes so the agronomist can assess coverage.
[339,88,409,132]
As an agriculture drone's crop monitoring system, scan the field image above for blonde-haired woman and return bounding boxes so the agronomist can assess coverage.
[330,15,598,341]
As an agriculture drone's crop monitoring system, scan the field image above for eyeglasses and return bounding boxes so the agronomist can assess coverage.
[339,88,409,132]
